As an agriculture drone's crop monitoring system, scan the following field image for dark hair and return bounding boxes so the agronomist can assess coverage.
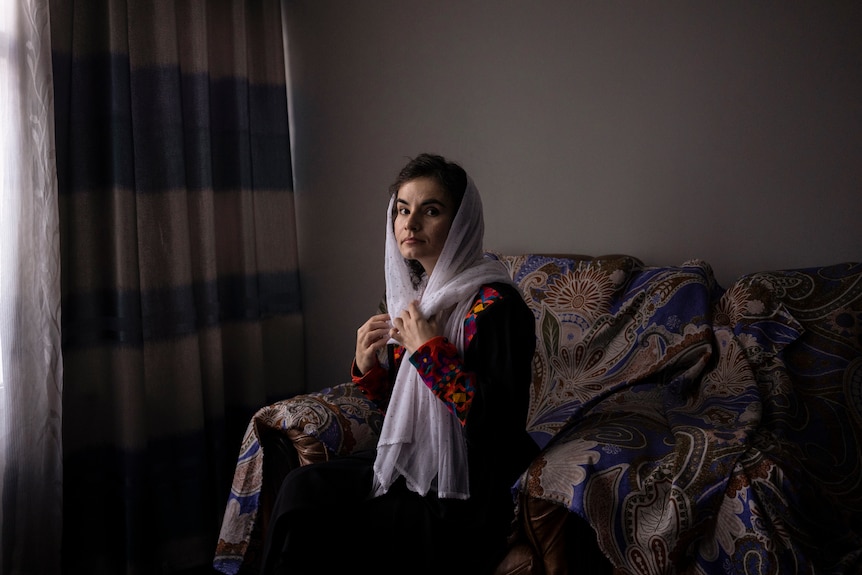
[389,153,468,285]
[389,153,468,212]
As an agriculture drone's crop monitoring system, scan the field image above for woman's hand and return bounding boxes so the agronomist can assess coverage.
[355,312,392,374]
[390,301,441,356]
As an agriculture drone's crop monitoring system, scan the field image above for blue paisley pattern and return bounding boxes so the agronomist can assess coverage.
[215,254,862,575]
[214,384,383,574]
[491,254,862,575]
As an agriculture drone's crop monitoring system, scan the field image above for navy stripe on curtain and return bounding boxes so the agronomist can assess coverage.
[61,273,301,346]
[53,55,293,193]
[51,1,304,573]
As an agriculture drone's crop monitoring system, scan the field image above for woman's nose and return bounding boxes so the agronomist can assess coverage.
[405,215,419,230]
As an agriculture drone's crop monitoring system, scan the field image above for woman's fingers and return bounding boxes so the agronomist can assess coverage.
[355,313,391,373]
[390,302,443,355]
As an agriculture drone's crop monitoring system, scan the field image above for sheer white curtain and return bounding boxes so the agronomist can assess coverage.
[0,1,63,573]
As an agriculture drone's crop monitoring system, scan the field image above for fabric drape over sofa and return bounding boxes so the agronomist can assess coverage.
[502,255,862,573]
[214,253,862,574]
[50,1,304,572]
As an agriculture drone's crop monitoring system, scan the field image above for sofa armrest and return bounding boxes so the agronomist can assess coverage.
[215,383,384,575]
[257,382,384,529]
[259,382,385,466]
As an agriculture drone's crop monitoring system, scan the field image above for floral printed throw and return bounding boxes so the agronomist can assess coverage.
[499,255,862,574]
[215,254,862,575]
[214,384,383,574]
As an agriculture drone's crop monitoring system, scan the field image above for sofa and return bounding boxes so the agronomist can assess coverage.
[214,253,862,575]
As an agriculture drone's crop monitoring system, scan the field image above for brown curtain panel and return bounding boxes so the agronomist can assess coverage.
[50,1,305,573]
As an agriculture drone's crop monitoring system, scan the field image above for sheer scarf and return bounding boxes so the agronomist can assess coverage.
[372,177,513,499]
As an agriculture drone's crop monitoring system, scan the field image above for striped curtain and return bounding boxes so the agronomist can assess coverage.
[50,1,305,573]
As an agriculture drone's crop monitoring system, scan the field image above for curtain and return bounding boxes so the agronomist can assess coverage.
[0,1,64,574]
[50,1,304,573]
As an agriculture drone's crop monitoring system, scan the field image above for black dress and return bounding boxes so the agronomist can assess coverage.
[260,282,538,575]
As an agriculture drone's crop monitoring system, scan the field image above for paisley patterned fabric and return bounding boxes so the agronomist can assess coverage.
[214,383,383,574]
[489,253,717,449]
[501,256,862,574]
[215,254,862,574]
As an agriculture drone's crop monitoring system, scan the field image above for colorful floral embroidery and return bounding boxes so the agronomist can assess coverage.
[411,286,503,425]
[355,286,504,423]
[464,285,502,344]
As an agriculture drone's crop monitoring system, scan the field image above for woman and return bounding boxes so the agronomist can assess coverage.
[260,153,538,575]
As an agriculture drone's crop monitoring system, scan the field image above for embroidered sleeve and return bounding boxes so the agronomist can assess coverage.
[351,360,389,404]
[352,346,405,406]
[410,336,473,425]
[409,286,504,426]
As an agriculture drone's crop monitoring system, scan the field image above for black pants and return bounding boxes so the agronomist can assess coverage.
[260,450,508,575]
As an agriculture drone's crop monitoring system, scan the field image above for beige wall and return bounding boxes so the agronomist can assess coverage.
[282,0,862,391]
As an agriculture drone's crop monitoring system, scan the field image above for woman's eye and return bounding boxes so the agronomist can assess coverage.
[425,208,439,216]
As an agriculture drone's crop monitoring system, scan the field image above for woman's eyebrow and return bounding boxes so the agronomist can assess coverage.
[396,198,446,208]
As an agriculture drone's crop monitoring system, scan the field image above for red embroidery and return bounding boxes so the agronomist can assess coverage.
[411,286,503,425]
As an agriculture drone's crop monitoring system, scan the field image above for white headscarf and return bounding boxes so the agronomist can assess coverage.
[372,175,513,500]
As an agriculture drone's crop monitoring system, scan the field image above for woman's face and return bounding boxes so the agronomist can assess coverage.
[394,177,456,277]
